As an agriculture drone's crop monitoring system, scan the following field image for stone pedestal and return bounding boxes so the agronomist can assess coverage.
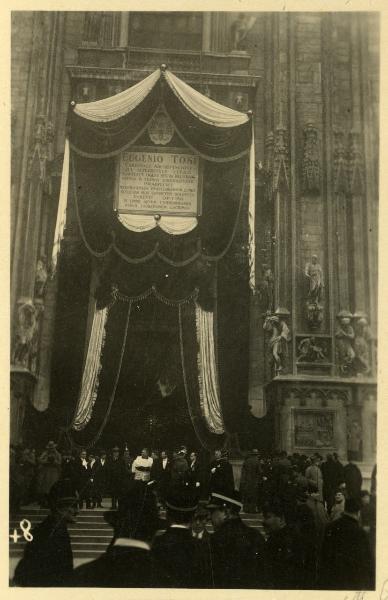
[273,383,350,460]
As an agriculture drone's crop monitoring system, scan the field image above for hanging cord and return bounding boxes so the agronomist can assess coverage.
[71,152,114,258]
[115,285,199,306]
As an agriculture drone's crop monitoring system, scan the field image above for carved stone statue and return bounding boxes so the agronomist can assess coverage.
[230,13,256,51]
[12,302,40,372]
[34,257,48,299]
[306,301,324,330]
[305,254,324,304]
[354,315,372,375]
[297,336,326,362]
[83,12,103,45]
[335,311,356,375]
[258,267,274,313]
[263,313,291,374]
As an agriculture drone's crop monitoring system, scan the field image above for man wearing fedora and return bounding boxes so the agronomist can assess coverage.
[108,446,127,509]
[152,487,210,587]
[207,490,266,588]
[13,479,77,586]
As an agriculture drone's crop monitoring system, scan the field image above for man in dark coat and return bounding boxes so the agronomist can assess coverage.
[208,490,266,588]
[318,497,374,590]
[13,479,77,586]
[343,459,363,499]
[71,481,169,587]
[240,449,261,513]
[150,449,170,506]
[74,448,90,509]
[93,449,109,507]
[107,446,127,509]
[152,487,209,587]
[209,449,235,496]
[169,448,189,489]
[60,451,77,495]
[187,451,204,491]
[262,500,305,589]
[321,453,341,511]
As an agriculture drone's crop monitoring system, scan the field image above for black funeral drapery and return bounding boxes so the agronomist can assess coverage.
[72,152,247,265]
[66,294,225,451]
[67,75,251,161]
[68,81,161,158]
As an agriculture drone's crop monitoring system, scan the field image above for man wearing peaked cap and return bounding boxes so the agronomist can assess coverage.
[152,486,211,587]
[207,490,266,588]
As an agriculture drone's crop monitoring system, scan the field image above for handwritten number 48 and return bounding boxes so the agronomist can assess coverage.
[9,519,33,543]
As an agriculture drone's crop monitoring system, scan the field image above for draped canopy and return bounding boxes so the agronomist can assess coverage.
[54,65,256,289]
[68,67,251,161]
[52,66,257,449]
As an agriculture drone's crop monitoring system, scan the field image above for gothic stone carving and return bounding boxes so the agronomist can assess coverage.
[353,313,373,375]
[12,301,43,375]
[34,257,48,299]
[230,13,257,51]
[335,310,356,375]
[297,336,328,363]
[333,129,348,195]
[348,130,365,196]
[27,115,54,181]
[294,409,335,449]
[263,309,291,375]
[333,129,365,196]
[304,254,324,330]
[258,266,274,313]
[302,123,321,194]
[272,125,290,193]
[335,310,373,376]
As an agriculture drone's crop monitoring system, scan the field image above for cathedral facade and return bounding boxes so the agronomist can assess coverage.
[11,12,378,467]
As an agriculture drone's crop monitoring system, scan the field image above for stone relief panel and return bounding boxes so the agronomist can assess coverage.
[294,409,335,449]
[295,335,332,375]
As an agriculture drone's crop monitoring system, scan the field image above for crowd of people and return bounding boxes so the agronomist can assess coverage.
[10,442,376,590]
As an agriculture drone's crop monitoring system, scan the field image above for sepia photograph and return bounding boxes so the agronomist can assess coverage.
[8,5,380,592]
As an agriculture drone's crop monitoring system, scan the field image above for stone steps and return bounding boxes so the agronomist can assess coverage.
[9,504,265,562]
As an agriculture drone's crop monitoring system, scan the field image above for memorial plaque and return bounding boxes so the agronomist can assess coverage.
[116,148,202,216]
[294,409,335,449]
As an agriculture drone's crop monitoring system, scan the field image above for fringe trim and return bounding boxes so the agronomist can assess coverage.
[115,285,199,307]
[195,303,224,435]
[69,301,132,448]
[73,306,109,431]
